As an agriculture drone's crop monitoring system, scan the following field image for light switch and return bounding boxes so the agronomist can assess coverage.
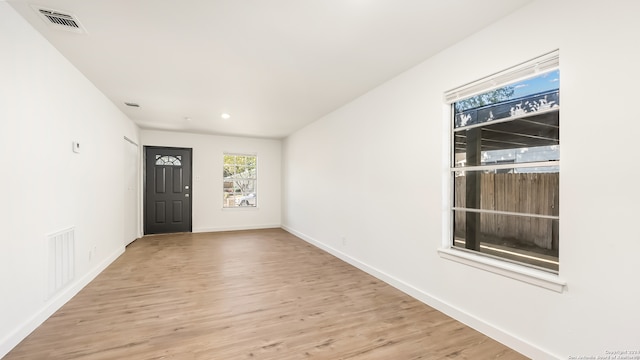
[72,141,80,153]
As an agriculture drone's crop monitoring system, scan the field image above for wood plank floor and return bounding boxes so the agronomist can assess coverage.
[5,229,528,359]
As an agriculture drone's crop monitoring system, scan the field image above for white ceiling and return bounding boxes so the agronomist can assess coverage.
[8,0,532,139]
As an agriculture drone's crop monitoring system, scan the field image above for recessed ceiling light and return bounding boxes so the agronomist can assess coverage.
[221,113,231,119]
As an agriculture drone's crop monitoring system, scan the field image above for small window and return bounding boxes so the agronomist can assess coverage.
[223,153,257,208]
[446,51,559,273]
[155,155,182,166]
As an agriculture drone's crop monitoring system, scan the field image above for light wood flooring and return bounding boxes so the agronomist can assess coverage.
[5,229,528,359]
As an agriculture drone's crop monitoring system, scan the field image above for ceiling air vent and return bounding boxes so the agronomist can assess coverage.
[33,7,86,34]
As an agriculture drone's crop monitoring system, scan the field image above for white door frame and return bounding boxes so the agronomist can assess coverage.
[124,136,140,245]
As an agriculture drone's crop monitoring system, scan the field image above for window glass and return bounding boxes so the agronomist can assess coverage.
[155,155,182,166]
[450,63,559,272]
[223,154,257,208]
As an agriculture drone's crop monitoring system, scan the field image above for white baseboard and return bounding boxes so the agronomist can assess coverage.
[281,225,559,360]
[0,246,125,359]
[193,224,281,233]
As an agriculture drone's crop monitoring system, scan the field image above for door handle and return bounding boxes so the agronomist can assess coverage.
[185,194,190,198]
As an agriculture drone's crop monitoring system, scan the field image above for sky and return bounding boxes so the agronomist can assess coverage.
[510,69,560,99]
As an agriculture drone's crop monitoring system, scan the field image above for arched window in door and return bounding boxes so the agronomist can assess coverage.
[155,155,182,166]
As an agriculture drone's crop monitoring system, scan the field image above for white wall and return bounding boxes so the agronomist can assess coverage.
[0,3,139,357]
[282,0,640,358]
[140,130,281,232]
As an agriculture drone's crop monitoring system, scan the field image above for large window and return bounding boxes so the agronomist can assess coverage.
[446,51,559,273]
[223,153,257,208]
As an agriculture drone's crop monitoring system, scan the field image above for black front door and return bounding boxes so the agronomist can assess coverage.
[144,146,192,234]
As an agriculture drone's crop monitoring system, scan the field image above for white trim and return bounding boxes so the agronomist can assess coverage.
[444,50,559,103]
[222,151,258,157]
[437,247,565,293]
[221,206,259,211]
[0,246,125,359]
[452,160,559,172]
[282,225,562,360]
[452,207,559,220]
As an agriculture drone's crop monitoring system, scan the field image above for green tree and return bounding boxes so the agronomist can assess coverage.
[454,86,515,113]
[223,155,256,177]
[223,154,257,196]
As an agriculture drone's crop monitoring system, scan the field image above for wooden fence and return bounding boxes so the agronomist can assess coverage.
[454,172,559,250]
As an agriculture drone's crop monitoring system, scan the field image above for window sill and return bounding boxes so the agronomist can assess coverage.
[437,247,566,293]
[222,206,259,211]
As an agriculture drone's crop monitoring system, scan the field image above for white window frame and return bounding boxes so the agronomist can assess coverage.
[222,153,258,209]
[438,50,566,292]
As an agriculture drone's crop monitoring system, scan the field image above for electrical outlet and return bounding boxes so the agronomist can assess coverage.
[341,236,347,246]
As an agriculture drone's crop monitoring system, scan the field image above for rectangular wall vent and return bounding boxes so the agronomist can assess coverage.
[47,227,75,300]
[33,7,86,34]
